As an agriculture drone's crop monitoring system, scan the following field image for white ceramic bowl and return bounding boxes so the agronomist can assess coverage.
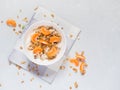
[23,20,67,66]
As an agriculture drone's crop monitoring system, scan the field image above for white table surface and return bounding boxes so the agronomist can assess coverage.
[0,0,120,90]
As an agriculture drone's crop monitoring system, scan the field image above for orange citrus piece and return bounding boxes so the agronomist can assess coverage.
[40,27,50,36]
[6,19,16,27]
[31,33,39,43]
[50,36,61,43]
[47,46,58,58]
[80,62,88,75]
[39,39,48,45]
[76,52,86,62]
[70,59,79,66]
[33,47,42,54]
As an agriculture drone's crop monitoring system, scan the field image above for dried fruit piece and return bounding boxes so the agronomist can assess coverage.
[80,62,88,75]
[40,27,50,36]
[50,36,61,43]
[6,19,16,27]
[47,46,58,59]
[33,47,42,54]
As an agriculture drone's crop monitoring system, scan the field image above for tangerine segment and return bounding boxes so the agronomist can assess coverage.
[80,62,88,75]
[47,46,58,58]
[6,19,16,27]
[50,36,61,43]
[31,33,39,43]
[39,39,48,45]
[33,47,42,54]
[40,27,50,36]
[70,59,79,66]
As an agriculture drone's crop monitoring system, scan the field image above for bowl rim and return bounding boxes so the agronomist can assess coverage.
[23,20,67,66]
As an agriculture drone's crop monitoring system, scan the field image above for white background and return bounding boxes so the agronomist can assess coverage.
[0,0,120,90]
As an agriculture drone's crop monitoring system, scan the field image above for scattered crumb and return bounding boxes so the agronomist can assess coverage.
[9,61,12,65]
[16,65,21,70]
[37,72,40,76]
[35,65,38,69]
[72,68,78,73]
[34,55,37,59]
[46,74,48,77]
[21,80,24,84]
[30,77,34,82]
[69,73,72,76]
[43,14,47,17]
[17,15,19,19]
[20,46,23,50]
[17,72,19,75]
[0,83,2,87]
[34,6,39,11]
[28,64,30,67]
[18,30,22,34]
[1,20,3,23]
[69,34,73,38]
[23,73,25,76]
[51,13,55,18]
[20,61,26,64]
[59,66,65,70]
[19,9,22,13]
[22,17,28,23]
[15,31,19,35]
[63,59,66,63]
[69,86,72,90]
[69,66,72,68]
[31,67,35,72]
[39,85,42,88]
[66,57,69,61]
[77,37,80,40]
[74,81,78,88]
[51,20,53,22]
[28,68,31,72]
[61,27,63,30]
[13,28,16,31]
[18,24,21,28]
